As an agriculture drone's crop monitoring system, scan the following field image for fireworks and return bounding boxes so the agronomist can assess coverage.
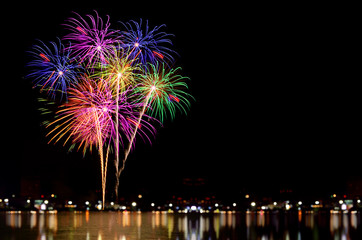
[135,63,192,123]
[45,76,115,207]
[46,76,115,153]
[96,45,140,94]
[63,11,121,66]
[27,11,192,208]
[27,39,81,99]
[119,19,176,65]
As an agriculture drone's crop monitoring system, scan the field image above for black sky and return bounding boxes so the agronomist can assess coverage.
[1,2,360,200]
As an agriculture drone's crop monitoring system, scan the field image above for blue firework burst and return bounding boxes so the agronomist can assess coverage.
[119,19,176,65]
[27,39,82,99]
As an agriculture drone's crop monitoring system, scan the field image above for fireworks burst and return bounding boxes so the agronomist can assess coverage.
[136,63,192,123]
[45,76,115,208]
[27,11,192,207]
[96,45,140,94]
[45,75,154,154]
[63,11,121,66]
[27,39,81,99]
[119,19,176,65]
[119,63,191,183]
[45,76,115,153]
[45,75,156,208]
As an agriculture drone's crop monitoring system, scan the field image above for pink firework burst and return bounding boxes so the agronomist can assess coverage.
[46,74,155,154]
[63,11,121,67]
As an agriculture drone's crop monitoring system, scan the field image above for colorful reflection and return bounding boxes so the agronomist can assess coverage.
[1,211,361,239]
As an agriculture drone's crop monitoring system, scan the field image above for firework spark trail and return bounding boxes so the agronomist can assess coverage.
[113,86,157,199]
[44,76,137,209]
[118,90,153,178]
[44,74,156,203]
[94,45,140,199]
[92,106,109,209]
[117,63,192,184]
[45,77,116,208]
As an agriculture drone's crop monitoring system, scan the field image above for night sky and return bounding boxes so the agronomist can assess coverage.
[1,2,360,200]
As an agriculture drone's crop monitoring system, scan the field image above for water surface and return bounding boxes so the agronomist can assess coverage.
[0,211,361,239]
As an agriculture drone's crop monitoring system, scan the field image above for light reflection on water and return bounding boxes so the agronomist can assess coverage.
[1,211,361,239]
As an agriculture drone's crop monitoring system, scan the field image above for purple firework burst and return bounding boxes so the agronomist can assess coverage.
[63,11,121,66]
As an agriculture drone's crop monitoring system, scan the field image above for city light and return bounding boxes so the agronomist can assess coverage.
[1,193,362,214]
[40,203,47,210]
